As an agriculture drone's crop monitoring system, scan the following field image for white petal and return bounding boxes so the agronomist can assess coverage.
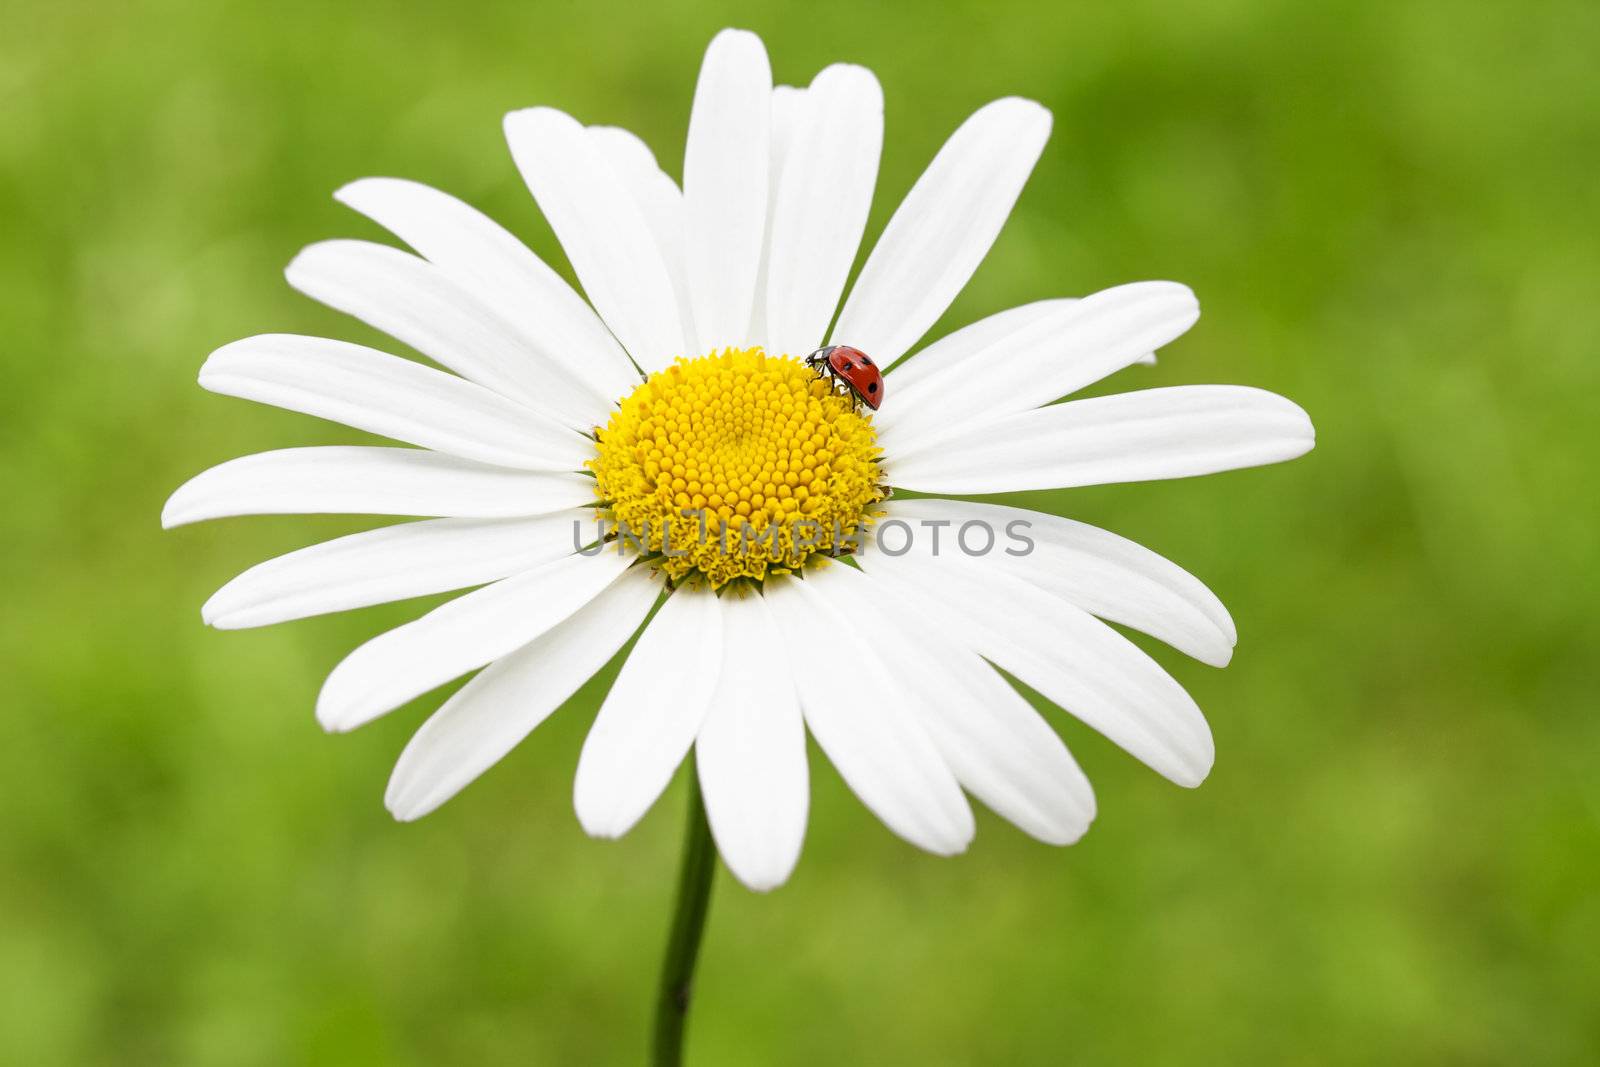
[385,566,660,820]
[162,447,593,528]
[504,107,688,370]
[585,126,699,357]
[768,85,806,178]
[763,576,973,854]
[202,510,596,630]
[682,28,772,349]
[332,177,637,404]
[285,240,599,427]
[818,564,1095,845]
[763,64,883,358]
[574,589,723,838]
[199,334,590,471]
[768,86,807,192]
[888,385,1316,495]
[747,83,806,352]
[859,551,1214,787]
[878,282,1198,455]
[695,594,808,891]
[830,97,1051,365]
[880,498,1236,666]
[881,298,1068,383]
[317,551,632,732]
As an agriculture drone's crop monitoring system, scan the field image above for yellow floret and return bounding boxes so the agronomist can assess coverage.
[590,348,884,588]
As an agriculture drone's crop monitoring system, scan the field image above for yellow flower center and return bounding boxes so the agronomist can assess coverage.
[589,347,884,589]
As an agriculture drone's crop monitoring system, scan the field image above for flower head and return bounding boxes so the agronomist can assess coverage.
[591,347,884,588]
[165,28,1313,891]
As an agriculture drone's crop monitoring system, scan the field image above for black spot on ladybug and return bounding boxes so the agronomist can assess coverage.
[867,382,878,393]
[861,356,873,366]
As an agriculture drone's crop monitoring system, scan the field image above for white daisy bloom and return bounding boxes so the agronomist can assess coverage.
[165,28,1313,892]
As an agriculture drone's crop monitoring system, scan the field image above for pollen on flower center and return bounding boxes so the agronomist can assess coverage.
[589,347,884,589]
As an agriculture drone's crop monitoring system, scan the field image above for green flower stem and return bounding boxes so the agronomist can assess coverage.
[652,758,716,1067]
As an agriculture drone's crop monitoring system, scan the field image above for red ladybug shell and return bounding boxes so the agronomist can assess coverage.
[821,345,884,410]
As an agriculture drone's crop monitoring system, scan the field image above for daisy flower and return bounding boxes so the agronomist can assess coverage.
[164,29,1314,896]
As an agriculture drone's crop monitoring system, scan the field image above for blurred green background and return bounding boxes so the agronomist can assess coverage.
[3,0,1597,1062]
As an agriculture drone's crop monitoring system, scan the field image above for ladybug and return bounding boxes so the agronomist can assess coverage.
[804,345,884,411]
